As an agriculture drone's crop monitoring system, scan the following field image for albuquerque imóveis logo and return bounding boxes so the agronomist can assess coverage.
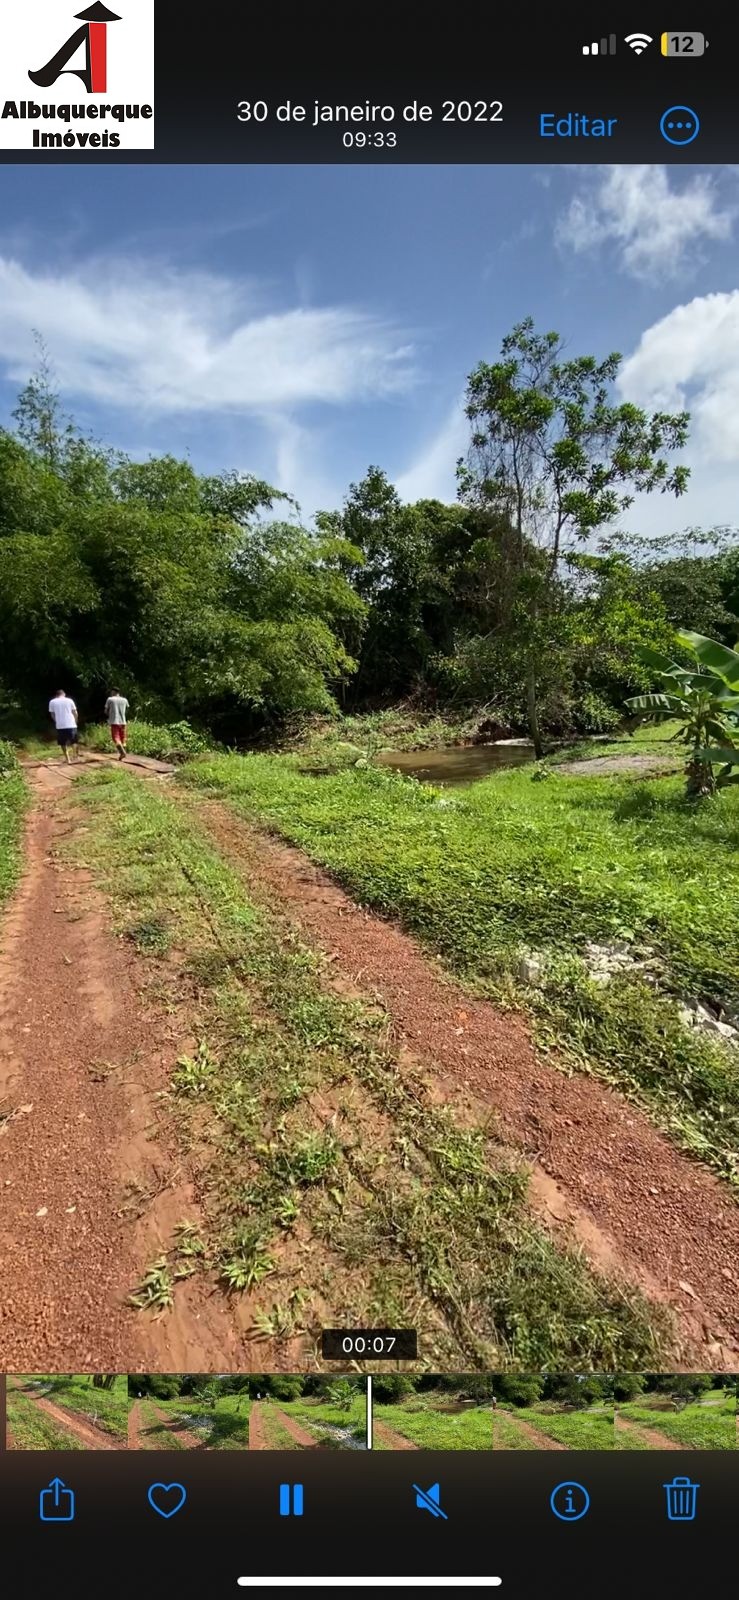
[29,2,121,95]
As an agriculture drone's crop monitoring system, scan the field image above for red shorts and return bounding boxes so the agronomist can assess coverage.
[110,724,126,744]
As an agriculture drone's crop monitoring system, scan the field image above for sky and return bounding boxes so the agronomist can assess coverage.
[0,162,737,536]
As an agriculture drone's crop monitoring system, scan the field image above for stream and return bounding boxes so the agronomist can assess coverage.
[374,740,535,786]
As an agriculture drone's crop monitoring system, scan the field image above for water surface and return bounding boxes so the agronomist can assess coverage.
[375,742,535,787]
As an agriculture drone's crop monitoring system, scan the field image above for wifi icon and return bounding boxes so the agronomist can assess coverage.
[625,32,653,54]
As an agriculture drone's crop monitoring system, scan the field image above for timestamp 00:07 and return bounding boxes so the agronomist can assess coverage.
[236,99,504,146]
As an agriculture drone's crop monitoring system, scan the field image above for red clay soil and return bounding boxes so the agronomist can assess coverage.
[494,1414,566,1451]
[147,1401,203,1450]
[192,801,739,1368]
[21,1390,124,1450]
[614,1414,682,1450]
[372,1419,420,1450]
[248,1402,317,1449]
[0,762,245,1371]
[128,1399,144,1450]
[129,1397,204,1450]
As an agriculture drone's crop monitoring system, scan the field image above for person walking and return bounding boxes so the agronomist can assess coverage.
[48,689,79,763]
[104,687,130,760]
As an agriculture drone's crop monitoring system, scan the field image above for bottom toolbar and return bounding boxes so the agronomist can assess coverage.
[4,1451,735,1598]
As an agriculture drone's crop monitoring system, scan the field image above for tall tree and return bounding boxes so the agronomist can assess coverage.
[12,333,75,469]
[458,318,690,754]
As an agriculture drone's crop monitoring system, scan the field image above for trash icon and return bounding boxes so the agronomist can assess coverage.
[664,1476,699,1522]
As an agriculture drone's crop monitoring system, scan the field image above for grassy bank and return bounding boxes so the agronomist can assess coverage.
[134,1393,251,1449]
[0,742,25,908]
[179,753,739,1187]
[284,711,683,773]
[374,1402,492,1450]
[6,1374,128,1446]
[281,1395,366,1444]
[493,1404,614,1450]
[616,1394,736,1450]
[69,766,666,1370]
[283,708,489,770]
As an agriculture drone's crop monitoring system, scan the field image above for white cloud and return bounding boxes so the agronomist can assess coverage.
[395,401,468,503]
[619,290,739,461]
[0,254,416,416]
[264,414,340,518]
[555,166,734,278]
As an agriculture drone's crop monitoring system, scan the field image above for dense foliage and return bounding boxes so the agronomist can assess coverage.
[1,327,738,742]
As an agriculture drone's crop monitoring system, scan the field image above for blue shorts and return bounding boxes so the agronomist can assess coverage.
[56,728,78,746]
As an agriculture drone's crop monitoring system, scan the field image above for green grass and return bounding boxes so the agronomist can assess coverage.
[493,1410,536,1450]
[68,766,668,1371]
[137,1393,251,1449]
[132,1397,188,1450]
[179,752,739,1187]
[374,1402,492,1450]
[616,1398,736,1450]
[548,720,686,766]
[8,1375,128,1442]
[7,1388,86,1450]
[252,1404,305,1449]
[284,708,493,771]
[0,744,25,910]
[493,1403,614,1450]
[281,1396,366,1446]
[82,718,211,762]
[505,1405,614,1450]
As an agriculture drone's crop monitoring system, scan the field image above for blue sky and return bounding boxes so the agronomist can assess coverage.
[0,162,737,535]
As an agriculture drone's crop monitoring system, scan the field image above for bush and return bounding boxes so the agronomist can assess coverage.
[84,719,211,762]
[0,740,19,774]
[574,691,622,735]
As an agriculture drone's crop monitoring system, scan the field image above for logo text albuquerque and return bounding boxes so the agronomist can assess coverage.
[2,3,152,148]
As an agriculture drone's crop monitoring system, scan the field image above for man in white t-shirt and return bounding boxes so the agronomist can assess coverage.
[104,688,130,760]
[48,690,79,763]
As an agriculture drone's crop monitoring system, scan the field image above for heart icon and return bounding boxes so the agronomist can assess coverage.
[147,1482,187,1519]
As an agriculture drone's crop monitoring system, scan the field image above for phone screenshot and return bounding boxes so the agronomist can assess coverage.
[0,5,736,1594]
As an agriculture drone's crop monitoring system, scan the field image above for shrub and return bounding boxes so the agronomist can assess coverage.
[0,740,19,774]
[85,719,211,762]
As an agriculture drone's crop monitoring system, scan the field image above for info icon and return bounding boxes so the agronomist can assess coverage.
[550,1481,590,1522]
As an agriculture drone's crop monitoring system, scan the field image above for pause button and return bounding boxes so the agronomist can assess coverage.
[279,1483,304,1517]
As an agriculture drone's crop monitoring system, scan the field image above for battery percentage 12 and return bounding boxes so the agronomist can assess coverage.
[661,32,707,55]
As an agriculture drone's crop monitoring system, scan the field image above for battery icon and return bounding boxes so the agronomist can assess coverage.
[661,32,707,55]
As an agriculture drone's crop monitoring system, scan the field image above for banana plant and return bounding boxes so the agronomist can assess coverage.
[626,630,739,797]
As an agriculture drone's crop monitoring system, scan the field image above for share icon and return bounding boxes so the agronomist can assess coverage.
[413,1483,448,1519]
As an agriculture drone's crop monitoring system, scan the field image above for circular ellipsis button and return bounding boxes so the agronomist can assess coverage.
[659,106,700,145]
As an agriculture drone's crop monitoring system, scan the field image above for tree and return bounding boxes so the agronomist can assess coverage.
[603,527,739,644]
[626,632,739,797]
[491,1374,545,1407]
[12,333,75,469]
[611,1373,646,1402]
[651,1373,712,1401]
[0,423,364,735]
[458,318,690,755]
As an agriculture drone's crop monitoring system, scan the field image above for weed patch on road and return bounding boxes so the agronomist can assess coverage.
[70,768,666,1371]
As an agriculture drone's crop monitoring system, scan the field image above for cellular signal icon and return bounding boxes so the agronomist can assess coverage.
[583,34,617,54]
[625,33,653,54]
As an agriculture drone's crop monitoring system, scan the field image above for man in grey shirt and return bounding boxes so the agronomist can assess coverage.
[104,687,129,760]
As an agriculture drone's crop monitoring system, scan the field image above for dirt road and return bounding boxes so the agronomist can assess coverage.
[0,761,244,1371]
[129,1398,203,1450]
[248,1402,317,1449]
[372,1420,420,1450]
[494,1413,566,1451]
[614,1414,683,1450]
[3,752,739,1373]
[24,1389,125,1449]
[194,801,739,1367]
